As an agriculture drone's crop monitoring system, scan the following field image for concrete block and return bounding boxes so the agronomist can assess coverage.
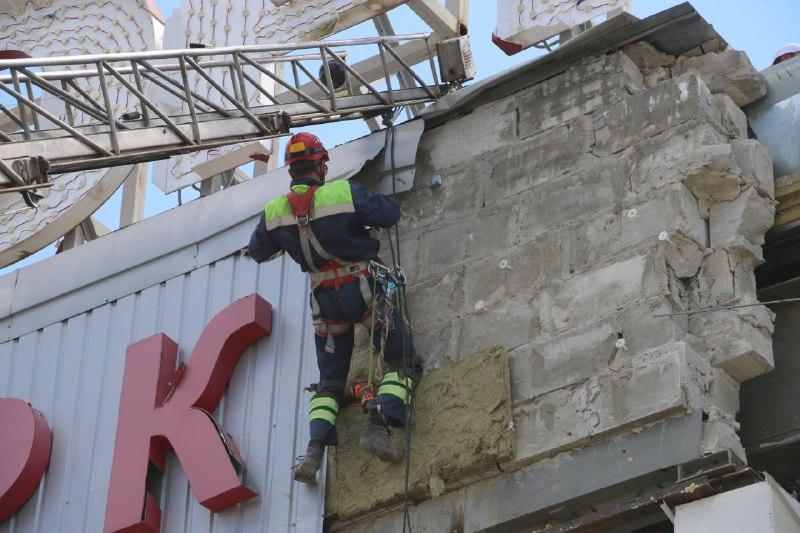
[690,301,775,382]
[463,205,518,260]
[569,210,622,269]
[628,119,729,200]
[679,144,745,203]
[514,150,630,239]
[708,368,741,418]
[483,117,593,207]
[412,319,461,369]
[623,40,676,71]
[415,222,469,279]
[420,94,518,172]
[701,418,747,460]
[462,227,571,310]
[730,139,775,199]
[550,252,672,333]
[456,292,544,358]
[518,52,644,138]
[714,93,748,139]
[662,233,707,279]
[326,346,514,521]
[571,186,707,279]
[622,41,676,88]
[627,184,706,242]
[593,74,722,156]
[614,298,690,361]
[512,341,707,465]
[673,50,767,107]
[406,266,465,327]
[509,298,688,402]
[622,184,707,253]
[688,250,759,309]
[509,321,619,403]
[400,163,480,230]
[709,187,776,262]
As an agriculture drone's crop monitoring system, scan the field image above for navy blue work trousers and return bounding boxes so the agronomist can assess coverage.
[308,276,414,446]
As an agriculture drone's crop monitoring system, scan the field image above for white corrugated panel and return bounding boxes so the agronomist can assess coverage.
[0,252,325,532]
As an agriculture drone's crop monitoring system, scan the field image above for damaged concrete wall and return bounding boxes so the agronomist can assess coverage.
[329,39,775,529]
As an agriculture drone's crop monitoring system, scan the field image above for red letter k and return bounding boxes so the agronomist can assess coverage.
[104,294,272,533]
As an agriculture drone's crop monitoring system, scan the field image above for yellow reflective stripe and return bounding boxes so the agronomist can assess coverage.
[309,409,337,425]
[310,396,339,412]
[264,198,354,231]
[377,384,410,404]
[314,203,355,218]
[265,214,296,231]
[382,372,413,389]
[289,142,307,153]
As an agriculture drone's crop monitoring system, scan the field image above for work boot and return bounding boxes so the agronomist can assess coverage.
[293,440,324,484]
[360,421,404,463]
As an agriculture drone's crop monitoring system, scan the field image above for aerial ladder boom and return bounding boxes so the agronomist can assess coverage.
[0,34,455,203]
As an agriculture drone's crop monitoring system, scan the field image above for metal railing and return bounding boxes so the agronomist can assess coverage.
[0,33,444,204]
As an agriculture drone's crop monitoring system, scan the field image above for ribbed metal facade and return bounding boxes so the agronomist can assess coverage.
[0,251,325,532]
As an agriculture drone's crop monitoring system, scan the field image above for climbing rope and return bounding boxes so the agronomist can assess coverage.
[381,110,417,533]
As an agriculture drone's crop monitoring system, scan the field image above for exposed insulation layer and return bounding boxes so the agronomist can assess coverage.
[325,345,514,521]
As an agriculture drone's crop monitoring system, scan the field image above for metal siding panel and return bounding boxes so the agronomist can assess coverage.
[3,246,197,343]
[84,295,139,533]
[0,253,324,532]
[75,304,114,533]
[62,309,111,533]
[264,259,311,531]
[29,324,62,533]
[39,315,88,533]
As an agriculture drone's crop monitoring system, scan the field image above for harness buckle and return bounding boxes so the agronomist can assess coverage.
[296,214,310,227]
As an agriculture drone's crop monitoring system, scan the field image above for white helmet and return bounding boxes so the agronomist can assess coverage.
[773,43,800,65]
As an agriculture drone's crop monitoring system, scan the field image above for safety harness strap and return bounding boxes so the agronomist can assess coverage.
[310,292,336,354]
[287,184,355,274]
[287,183,375,354]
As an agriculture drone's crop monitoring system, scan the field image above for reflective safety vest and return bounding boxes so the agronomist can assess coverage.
[265,180,373,351]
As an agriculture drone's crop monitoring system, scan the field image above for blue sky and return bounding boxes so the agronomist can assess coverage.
[2,0,797,274]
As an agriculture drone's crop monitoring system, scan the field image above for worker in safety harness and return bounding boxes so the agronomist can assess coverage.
[248,132,416,484]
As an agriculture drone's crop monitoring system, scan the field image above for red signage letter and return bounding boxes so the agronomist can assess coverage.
[0,398,52,523]
[104,294,272,533]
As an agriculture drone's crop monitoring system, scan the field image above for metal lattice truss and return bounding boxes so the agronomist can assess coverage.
[0,34,445,189]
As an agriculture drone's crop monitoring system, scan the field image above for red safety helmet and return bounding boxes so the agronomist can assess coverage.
[284,132,329,166]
